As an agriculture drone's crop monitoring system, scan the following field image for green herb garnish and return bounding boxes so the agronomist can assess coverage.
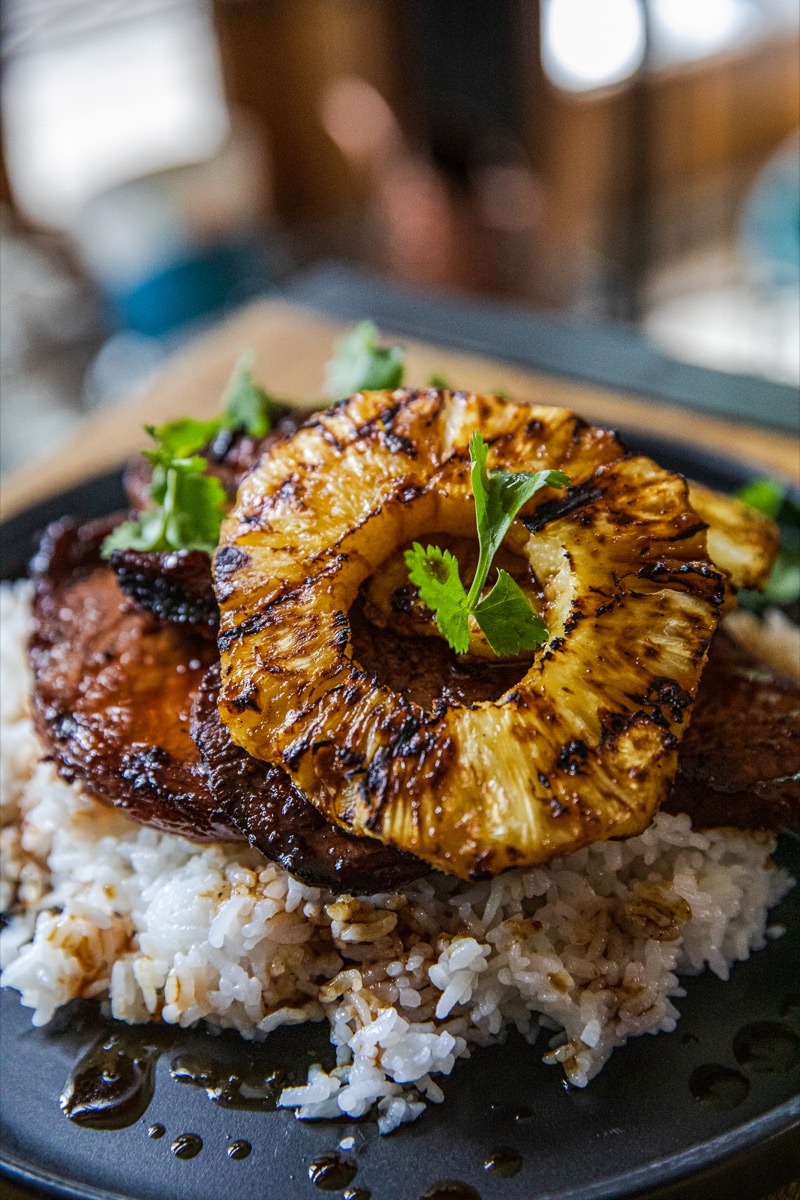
[146,353,276,464]
[428,373,452,389]
[101,353,276,558]
[221,351,275,438]
[325,320,405,399]
[405,432,569,656]
[102,430,227,557]
[737,477,785,521]
[737,477,800,611]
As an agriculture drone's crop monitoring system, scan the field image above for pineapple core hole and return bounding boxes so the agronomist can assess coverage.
[348,534,539,711]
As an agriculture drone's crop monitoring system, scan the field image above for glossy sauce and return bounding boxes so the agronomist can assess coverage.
[732,1021,800,1073]
[349,598,527,710]
[689,1064,750,1110]
[308,1153,357,1190]
[227,1139,252,1160]
[59,1031,159,1130]
[418,1184,481,1200]
[169,1051,285,1110]
[170,1133,203,1159]
[484,1146,523,1178]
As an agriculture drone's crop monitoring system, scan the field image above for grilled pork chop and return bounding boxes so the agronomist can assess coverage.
[191,664,426,891]
[665,630,799,829]
[28,517,227,840]
[29,518,428,891]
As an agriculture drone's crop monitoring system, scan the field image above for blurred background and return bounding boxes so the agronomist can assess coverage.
[2,0,798,476]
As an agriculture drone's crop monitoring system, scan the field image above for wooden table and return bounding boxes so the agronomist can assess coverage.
[0,299,797,520]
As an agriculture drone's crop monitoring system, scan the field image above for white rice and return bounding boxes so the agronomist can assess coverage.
[0,582,793,1134]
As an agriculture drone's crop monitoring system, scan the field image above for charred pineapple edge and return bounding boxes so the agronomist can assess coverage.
[213,389,766,879]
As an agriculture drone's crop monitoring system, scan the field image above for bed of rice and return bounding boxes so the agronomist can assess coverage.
[0,581,794,1134]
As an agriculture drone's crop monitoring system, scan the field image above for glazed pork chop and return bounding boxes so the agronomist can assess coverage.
[28,517,225,840]
[665,629,799,830]
[29,517,428,890]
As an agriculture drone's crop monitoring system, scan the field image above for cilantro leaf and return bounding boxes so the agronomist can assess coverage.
[407,432,570,657]
[325,320,405,399]
[737,477,785,521]
[429,373,452,389]
[101,511,174,556]
[467,431,569,608]
[102,438,227,559]
[473,569,550,656]
[404,543,470,654]
[101,353,277,561]
[221,352,275,438]
[145,417,222,459]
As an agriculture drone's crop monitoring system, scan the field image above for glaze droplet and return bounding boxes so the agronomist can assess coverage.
[60,1032,159,1130]
[147,1123,165,1139]
[169,1052,284,1111]
[689,1064,750,1110]
[733,1022,800,1074]
[170,1133,203,1159]
[419,1184,481,1200]
[308,1153,357,1191]
[484,1146,522,1177]
[227,1139,252,1160]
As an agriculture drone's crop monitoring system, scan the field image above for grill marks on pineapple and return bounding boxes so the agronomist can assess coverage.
[216,389,728,879]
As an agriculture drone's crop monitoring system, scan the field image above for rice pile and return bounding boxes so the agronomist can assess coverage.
[0,582,793,1134]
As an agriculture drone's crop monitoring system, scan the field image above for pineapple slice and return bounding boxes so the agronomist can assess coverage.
[215,389,733,880]
[688,482,778,591]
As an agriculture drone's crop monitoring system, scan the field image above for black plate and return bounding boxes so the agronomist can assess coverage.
[1,433,799,1200]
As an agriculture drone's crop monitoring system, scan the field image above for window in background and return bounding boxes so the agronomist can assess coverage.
[542,0,800,91]
[541,0,647,93]
[2,0,229,228]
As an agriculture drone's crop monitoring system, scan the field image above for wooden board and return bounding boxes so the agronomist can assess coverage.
[1,299,797,519]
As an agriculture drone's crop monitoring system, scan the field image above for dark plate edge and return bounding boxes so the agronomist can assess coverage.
[1,1097,797,1200]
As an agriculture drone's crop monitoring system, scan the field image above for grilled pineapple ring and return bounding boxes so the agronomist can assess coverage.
[215,389,727,880]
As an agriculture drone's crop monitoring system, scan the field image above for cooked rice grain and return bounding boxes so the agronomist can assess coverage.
[0,582,793,1133]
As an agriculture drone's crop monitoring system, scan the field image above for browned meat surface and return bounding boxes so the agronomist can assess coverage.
[109,547,218,639]
[123,409,306,512]
[27,516,427,891]
[190,664,428,893]
[665,631,799,831]
[349,597,529,710]
[28,517,237,841]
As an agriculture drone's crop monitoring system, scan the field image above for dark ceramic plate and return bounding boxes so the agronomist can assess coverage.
[1,433,799,1200]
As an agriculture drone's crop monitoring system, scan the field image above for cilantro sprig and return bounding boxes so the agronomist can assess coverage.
[325,320,405,399]
[102,434,227,556]
[405,432,569,656]
[154,353,278,460]
[101,353,277,558]
[220,351,276,439]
